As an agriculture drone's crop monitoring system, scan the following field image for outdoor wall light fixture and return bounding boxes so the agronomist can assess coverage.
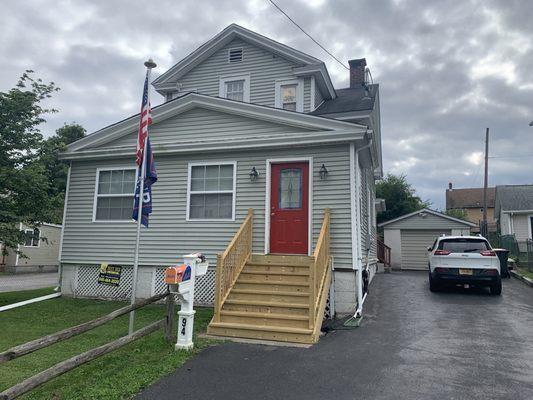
[319,164,329,179]
[249,167,259,181]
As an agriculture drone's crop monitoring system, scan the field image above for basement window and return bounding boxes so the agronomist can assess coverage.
[228,48,243,63]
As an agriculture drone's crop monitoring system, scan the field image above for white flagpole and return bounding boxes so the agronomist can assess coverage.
[129,59,156,335]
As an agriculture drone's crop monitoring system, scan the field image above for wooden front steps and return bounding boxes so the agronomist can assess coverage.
[208,209,332,345]
[207,254,324,345]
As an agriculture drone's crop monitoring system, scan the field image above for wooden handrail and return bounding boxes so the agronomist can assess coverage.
[309,208,331,329]
[213,209,253,322]
[377,238,391,268]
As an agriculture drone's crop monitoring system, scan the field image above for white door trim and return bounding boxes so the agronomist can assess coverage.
[265,157,313,256]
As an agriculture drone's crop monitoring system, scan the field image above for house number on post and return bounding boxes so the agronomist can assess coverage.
[164,253,208,350]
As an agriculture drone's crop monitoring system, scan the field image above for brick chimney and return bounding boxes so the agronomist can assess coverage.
[348,58,367,88]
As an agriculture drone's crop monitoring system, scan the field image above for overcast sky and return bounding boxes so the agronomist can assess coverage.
[2,0,532,208]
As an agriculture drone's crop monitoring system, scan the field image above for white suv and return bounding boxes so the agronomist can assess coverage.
[428,235,501,295]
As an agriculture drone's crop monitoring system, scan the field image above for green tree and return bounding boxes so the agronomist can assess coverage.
[376,174,430,224]
[444,208,468,221]
[39,123,86,222]
[0,71,59,250]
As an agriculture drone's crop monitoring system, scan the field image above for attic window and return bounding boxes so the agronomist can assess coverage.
[228,48,243,63]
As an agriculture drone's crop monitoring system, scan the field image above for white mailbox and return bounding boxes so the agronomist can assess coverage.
[165,253,208,350]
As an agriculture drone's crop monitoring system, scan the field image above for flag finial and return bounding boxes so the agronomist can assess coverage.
[144,58,157,69]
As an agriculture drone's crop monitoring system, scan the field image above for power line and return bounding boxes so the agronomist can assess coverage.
[267,0,349,71]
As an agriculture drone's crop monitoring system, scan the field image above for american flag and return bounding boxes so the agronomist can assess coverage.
[136,71,152,166]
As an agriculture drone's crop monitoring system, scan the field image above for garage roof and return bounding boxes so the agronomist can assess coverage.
[378,208,477,229]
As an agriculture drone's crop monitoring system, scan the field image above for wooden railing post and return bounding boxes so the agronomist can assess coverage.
[309,260,316,329]
[214,254,223,323]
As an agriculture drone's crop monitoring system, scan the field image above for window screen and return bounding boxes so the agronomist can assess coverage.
[225,80,244,101]
[95,169,136,221]
[189,164,234,220]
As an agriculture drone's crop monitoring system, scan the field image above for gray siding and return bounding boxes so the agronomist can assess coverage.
[512,214,531,241]
[173,38,309,110]
[61,144,353,269]
[93,107,317,150]
[314,84,325,110]
[303,77,311,112]
[384,212,473,230]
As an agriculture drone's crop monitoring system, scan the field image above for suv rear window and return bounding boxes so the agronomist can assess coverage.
[438,238,489,253]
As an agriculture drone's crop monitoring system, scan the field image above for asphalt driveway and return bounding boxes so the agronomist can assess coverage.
[136,271,533,400]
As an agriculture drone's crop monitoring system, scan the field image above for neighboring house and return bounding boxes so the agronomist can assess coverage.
[445,183,496,232]
[58,24,382,344]
[0,223,62,273]
[379,209,476,270]
[495,185,533,252]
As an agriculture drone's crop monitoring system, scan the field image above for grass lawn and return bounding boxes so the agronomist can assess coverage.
[0,291,215,399]
[0,287,57,307]
[515,267,533,281]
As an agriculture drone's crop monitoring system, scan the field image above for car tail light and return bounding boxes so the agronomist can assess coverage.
[434,250,451,255]
[482,269,498,275]
[480,250,496,257]
[434,267,450,273]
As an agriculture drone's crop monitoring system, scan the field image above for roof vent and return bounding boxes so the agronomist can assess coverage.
[229,48,243,63]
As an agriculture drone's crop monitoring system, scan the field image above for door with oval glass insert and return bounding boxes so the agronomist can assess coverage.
[269,162,309,254]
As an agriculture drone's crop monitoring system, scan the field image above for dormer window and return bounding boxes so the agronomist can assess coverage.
[275,79,303,112]
[228,48,243,63]
[219,75,250,102]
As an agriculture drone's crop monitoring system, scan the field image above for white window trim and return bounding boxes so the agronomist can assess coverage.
[275,78,304,113]
[528,214,533,239]
[22,228,40,248]
[186,161,237,222]
[92,166,137,223]
[264,157,313,256]
[228,47,244,63]
[219,75,250,103]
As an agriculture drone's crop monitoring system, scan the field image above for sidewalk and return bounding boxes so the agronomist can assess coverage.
[0,272,58,293]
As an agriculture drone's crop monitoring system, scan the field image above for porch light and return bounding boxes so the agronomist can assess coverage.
[319,164,328,179]
[249,167,259,181]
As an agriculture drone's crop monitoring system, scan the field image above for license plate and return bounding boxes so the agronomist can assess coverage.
[459,269,473,275]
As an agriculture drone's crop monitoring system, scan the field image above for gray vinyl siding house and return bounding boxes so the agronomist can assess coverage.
[495,185,533,252]
[58,24,382,316]
[1,223,61,273]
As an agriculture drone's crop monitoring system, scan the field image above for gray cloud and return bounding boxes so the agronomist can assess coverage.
[1,0,532,208]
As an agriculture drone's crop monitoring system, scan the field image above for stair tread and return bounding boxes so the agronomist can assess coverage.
[245,262,310,268]
[224,299,310,309]
[210,321,312,334]
[241,270,309,276]
[220,310,309,321]
[235,279,309,287]
[231,289,309,297]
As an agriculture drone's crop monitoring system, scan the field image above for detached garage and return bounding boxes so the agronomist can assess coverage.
[379,209,476,270]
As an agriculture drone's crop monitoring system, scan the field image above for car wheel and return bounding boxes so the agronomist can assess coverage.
[490,277,502,296]
[429,273,439,292]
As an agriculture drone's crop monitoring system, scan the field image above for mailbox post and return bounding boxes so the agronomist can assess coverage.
[165,253,208,351]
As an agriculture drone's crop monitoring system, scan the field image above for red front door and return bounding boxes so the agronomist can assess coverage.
[269,162,309,254]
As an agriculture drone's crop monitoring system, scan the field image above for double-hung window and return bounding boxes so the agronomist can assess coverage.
[187,163,236,221]
[219,75,250,102]
[94,168,136,221]
[275,79,303,112]
[23,228,40,247]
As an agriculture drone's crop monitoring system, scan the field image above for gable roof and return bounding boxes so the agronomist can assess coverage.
[378,208,477,228]
[311,84,378,116]
[61,92,368,160]
[152,24,336,99]
[495,185,533,217]
[446,187,495,209]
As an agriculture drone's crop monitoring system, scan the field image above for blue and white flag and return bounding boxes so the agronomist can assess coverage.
[133,137,157,227]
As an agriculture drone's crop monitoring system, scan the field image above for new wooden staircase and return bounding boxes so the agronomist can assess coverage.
[207,209,331,344]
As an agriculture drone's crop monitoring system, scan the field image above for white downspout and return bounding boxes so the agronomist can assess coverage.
[353,139,373,318]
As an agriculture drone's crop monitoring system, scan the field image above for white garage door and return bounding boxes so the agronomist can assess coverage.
[400,230,451,270]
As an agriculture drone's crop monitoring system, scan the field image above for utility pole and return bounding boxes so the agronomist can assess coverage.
[482,127,489,237]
